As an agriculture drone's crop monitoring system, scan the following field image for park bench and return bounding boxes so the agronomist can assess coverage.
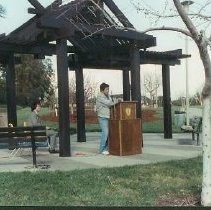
[181,116,202,145]
[0,126,47,167]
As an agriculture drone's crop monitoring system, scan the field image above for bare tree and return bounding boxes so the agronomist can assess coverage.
[132,0,211,206]
[69,73,99,106]
[143,72,161,107]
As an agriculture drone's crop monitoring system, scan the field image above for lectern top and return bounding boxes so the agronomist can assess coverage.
[112,101,138,105]
[110,101,137,120]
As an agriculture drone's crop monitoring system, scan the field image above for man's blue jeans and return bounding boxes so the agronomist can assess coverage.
[98,117,109,153]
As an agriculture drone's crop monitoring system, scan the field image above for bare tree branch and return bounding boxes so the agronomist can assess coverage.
[173,0,200,42]
[142,26,192,37]
[0,4,5,18]
[173,0,211,83]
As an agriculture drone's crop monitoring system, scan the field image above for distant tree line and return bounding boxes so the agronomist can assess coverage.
[172,94,202,106]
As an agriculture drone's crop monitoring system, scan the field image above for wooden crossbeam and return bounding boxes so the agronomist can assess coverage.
[28,7,43,15]
[0,42,77,55]
[28,0,45,13]
[68,49,185,70]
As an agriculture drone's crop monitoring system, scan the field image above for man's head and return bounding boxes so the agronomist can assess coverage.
[31,101,41,112]
[100,83,109,95]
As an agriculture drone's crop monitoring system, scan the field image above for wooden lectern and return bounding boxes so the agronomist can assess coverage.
[109,101,142,156]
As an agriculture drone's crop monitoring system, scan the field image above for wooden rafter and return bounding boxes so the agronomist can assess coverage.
[103,0,134,28]
[0,0,189,68]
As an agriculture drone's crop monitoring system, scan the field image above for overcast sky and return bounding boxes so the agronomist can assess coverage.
[0,0,209,99]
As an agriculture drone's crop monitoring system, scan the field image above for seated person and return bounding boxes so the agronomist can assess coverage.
[28,100,59,153]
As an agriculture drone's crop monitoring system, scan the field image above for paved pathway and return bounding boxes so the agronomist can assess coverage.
[0,132,202,172]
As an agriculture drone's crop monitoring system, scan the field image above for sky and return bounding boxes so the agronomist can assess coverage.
[0,0,209,99]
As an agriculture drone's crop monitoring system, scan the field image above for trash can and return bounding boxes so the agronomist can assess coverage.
[174,111,186,127]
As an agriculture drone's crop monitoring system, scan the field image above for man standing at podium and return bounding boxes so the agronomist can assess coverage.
[96,83,115,155]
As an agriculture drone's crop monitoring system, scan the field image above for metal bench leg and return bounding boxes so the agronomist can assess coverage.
[9,148,17,157]
[31,136,37,168]
[192,132,195,140]
[12,148,21,157]
[197,133,199,145]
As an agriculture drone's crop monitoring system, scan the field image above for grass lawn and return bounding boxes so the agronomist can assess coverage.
[0,156,202,206]
[1,104,202,133]
[14,106,186,133]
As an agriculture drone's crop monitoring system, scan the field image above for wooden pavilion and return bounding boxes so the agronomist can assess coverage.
[0,0,189,157]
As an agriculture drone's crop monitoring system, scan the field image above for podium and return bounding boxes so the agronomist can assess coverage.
[109,101,142,156]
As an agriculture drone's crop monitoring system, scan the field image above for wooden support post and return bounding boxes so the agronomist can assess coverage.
[5,53,17,150]
[130,46,141,119]
[56,39,70,157]
[75,65,86,142]
[162,64,172,139]
[122,68,130,101]
[6,53,17,127]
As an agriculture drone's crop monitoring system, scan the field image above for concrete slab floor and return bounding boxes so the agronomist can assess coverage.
[0,133,202,172]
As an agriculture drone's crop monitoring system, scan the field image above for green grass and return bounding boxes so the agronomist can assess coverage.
[2,105,201,133]
[0,156,202,206]
[15,107,100,133]
[142,107,182,133]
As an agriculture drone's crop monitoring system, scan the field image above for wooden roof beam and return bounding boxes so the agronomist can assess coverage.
[68,58,179,69]
[28,0,45,14]
[140,58,180,66]
[103,0,134,28]
[139,49,191,60]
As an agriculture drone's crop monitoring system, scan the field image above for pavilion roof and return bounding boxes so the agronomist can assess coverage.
[0,0,156,55]
[0,0,190,67]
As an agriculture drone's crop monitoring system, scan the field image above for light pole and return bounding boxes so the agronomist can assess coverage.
[181,0,194,126]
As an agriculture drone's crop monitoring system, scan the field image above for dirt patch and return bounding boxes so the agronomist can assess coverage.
[41,109,158,123]
[155,194,201,206]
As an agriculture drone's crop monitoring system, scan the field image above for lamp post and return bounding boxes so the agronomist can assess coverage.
[181,0,194,126]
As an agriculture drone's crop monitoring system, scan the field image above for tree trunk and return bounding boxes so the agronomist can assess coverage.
[197,38,211,207]
[172,1,211,205]
[201,96,211,206]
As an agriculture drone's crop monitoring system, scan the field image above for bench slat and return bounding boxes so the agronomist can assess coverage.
[0,126,46,132]
[0,137,47,143]
[0,131,46,138]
